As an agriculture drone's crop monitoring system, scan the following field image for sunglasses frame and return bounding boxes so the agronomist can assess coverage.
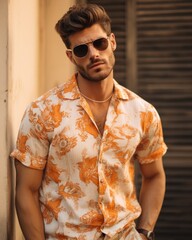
[67,36,110,58]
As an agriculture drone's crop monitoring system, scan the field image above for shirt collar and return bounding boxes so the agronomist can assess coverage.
[59,74,81,100]
[60,74,129,101]
[113,80,129,101]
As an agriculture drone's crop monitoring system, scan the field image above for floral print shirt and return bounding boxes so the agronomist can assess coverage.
[11,74,167,240]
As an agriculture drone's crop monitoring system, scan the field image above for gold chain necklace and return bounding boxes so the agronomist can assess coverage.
[80,91,113,103]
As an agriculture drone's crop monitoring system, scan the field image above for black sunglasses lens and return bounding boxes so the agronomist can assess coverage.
[73,44,88,57]
[93,38,108,50]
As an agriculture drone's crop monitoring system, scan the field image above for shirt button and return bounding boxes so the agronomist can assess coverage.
[100,179,104,184]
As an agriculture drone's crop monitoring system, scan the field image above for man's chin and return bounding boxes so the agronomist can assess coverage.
[79,69,112,82]
[86,75,109,82]
[79,72,106,82]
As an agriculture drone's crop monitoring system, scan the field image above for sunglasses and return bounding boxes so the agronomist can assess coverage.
[67,37,109,58]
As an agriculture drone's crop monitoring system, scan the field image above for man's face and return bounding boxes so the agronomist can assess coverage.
[66,24,116,82]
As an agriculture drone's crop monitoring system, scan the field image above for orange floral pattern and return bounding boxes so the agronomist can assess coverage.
[11,74,167,239]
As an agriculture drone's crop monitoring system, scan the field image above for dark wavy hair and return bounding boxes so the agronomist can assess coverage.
[55,3,111,48]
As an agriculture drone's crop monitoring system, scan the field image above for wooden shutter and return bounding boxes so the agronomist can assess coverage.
[136,0,192,239]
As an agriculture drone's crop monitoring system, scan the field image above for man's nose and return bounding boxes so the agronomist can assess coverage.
[88,44,99,59]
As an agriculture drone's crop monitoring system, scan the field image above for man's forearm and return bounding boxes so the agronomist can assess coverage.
[137,171,166,230]
[16,189,45,240]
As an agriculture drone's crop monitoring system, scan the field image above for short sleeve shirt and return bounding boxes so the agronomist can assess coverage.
[11,74,167,239]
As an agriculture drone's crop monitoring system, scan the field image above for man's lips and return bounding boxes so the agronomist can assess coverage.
[88,61,105,69]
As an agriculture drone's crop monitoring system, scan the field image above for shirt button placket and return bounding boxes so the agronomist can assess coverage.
[98,130,107,164]
[100,179,104,184]
[98,138,104,181]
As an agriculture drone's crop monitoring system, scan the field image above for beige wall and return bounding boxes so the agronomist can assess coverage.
[40,0,75,93]
[0,1,75,239]
[8,1,41,239]
[0,0,9,239]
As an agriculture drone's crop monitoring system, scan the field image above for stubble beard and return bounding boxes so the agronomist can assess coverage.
[77,53,115,82]
[78,67,113,82]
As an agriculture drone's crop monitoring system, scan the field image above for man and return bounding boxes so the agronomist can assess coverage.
[11,3,167,240]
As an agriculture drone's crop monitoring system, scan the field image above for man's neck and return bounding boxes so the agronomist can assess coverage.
[76,72,114,101]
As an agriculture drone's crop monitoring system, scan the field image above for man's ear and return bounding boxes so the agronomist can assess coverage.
[66,50,75,64]
[110,33,117,51]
